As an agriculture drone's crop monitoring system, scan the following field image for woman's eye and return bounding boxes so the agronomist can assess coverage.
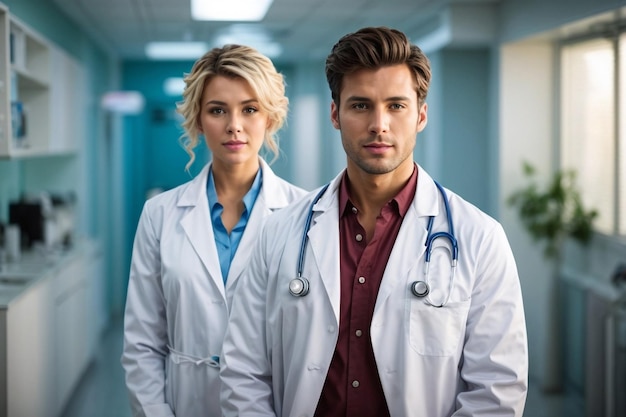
[244,107,258,114]
[209,108,225,115]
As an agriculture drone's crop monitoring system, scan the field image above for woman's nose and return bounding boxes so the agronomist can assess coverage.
[227,114,243,133]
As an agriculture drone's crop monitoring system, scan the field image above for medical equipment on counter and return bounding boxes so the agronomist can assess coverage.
[289,181,458,307]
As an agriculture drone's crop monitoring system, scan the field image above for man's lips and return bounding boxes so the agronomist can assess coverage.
[364,142,392,154]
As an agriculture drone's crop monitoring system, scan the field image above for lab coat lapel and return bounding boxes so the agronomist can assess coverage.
[179,164,225,298]
[374,167,439,314]
[226,160,291,289]
[308,177,342,324]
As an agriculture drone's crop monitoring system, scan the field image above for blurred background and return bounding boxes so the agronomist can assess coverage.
[0,0,624,416]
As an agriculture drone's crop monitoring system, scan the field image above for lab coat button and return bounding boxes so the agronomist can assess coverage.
[352,380,360,388]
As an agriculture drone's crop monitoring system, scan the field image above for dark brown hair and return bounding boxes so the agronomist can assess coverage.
[325,26,431,106]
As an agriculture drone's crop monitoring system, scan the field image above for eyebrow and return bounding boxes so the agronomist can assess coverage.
[345,95,411,103]
[205,98,259,106]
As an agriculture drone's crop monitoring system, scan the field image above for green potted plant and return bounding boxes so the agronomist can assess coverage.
[507,161,598,259]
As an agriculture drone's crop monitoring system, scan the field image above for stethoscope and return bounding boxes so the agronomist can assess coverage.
[288,181,459,308]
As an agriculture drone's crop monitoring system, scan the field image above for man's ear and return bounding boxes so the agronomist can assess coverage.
[330,101,340,130]
[417,103,428,132]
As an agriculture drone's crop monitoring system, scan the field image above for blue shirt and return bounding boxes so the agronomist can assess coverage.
[207,167,262,283]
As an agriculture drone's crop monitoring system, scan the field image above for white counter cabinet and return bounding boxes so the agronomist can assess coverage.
[4,272,55,417]
[0,240,107,417]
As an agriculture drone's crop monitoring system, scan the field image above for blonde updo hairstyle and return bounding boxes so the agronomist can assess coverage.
[177,44,289,171]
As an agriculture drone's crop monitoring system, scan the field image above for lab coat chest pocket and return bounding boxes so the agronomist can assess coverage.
[408,299,470,356]
[406,250,470,356]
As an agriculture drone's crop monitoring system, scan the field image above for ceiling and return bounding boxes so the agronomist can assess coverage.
[50,0,492,63]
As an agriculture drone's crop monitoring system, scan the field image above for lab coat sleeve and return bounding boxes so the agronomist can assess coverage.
[121,201,175,417]
[455,222,528,416]
[220,222,277,416]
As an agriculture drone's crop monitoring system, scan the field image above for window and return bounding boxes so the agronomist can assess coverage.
[560,33,625,235]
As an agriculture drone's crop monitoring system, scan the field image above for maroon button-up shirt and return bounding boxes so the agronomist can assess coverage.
[314,167,418,417]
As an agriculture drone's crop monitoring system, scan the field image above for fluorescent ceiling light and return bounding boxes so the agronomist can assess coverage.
[145,42,208,60]
[101,91,145,114]
[192,0,273,21]
[213,25,282,58]
[164,77,186,96]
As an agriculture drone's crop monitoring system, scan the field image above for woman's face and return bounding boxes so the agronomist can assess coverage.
[198,75,269,171]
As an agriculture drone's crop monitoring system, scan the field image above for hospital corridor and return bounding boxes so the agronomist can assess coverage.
[1,0,626,416]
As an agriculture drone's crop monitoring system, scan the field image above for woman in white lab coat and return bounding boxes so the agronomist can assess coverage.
[220,27,527,416]
[121,44,306,417]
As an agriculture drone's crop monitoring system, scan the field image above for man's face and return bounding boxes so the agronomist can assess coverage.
[331,64,427,178]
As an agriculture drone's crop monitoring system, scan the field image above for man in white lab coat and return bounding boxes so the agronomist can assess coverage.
[220,26,528,417]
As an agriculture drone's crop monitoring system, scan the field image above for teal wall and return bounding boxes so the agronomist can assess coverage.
[0,0,119,314]
[415,48,492,213]
[439,48,490,212]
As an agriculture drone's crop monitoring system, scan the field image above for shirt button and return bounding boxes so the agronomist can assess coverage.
[351,206,358,214]
[355,234,363,242]
[355,329,362,337]
[328,326,335,333]
[358,276,366,284]
[352,380,360,388]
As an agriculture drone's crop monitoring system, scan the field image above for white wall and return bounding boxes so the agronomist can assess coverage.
[497,0,626,392]
[499,39,560,390]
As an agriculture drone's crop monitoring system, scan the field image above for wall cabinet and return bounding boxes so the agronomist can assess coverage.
[0,4,83,158]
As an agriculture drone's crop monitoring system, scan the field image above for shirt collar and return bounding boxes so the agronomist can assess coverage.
[207,166,263,213]
[338,164,417,218]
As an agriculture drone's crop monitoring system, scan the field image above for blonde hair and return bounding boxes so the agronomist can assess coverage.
[177,44,289,171]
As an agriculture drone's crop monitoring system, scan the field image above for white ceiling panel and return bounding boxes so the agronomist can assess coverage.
[50,0,497,62]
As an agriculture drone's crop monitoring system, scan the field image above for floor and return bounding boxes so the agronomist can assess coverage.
[59,317,585,417]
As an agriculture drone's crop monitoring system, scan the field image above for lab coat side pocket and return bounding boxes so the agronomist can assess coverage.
[407,298,470,357]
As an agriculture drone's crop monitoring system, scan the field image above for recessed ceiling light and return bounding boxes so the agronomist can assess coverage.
[191,0,273,21]
[101,91,145,114]
[145,42,208,60]
[164,77,186,96]
[213,25,282,58]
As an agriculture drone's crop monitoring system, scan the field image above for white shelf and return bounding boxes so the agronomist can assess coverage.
[0,4,81,159]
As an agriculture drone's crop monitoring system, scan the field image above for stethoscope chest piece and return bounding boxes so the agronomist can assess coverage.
[410,280,430,297]
[289,277,310,297]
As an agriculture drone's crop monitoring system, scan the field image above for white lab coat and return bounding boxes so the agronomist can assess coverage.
[121,159,307,417]
[221,165,528,417]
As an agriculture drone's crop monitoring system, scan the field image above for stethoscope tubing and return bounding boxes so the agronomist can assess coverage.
[291,180,458,306]
[296,183,330,279]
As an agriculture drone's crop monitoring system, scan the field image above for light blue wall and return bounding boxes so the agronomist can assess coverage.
[414,48,492,214]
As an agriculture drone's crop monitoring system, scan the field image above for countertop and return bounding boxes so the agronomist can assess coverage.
[0,238,98,309]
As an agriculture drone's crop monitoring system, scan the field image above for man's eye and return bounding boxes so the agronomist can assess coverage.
[352,103,368,110]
